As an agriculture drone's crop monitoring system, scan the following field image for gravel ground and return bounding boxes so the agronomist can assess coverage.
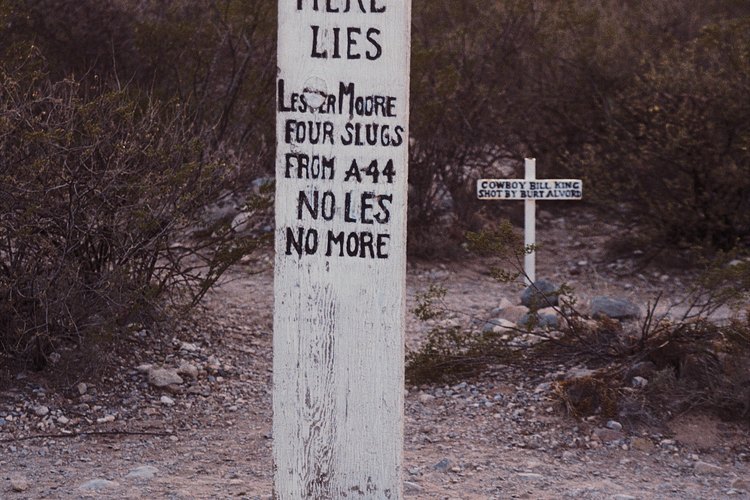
[2,209,749,499]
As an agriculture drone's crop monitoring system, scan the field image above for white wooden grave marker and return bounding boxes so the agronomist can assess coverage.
[477,158,582,284]
[274,1,411,498]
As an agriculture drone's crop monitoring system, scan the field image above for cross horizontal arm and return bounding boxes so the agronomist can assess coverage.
[477,178,583,200]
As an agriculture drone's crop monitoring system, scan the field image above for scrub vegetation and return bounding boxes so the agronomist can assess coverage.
[1,0,748,382]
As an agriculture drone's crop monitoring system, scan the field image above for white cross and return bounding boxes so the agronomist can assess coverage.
[477,158,582,285]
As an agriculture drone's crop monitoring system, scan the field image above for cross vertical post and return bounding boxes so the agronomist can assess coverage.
[524,158,536,285]
[476,159,583,286]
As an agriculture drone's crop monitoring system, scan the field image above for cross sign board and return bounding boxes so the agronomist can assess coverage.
[274,2,411,498]
[477,158,582,284]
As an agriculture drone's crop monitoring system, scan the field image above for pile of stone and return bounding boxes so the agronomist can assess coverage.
[482,279,641,340]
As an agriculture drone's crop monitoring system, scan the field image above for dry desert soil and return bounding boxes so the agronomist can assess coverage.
[2,208,749,499]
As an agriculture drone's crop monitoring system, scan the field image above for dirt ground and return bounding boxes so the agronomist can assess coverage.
[2,208,749,499]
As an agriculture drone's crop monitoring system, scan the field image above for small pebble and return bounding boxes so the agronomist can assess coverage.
[606,420,623,431]
[10,476,29,492]
[404,481,424,494]
[79,479,118,491]
[694,461,724,475]
[33,406,49,417]
[125,465,159,481]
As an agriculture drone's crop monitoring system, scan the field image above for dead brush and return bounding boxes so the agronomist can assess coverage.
[554,375,620,419]
[554,310,750,422]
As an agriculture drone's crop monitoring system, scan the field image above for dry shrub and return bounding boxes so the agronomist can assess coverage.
[552,314,750,423]
[408,241,750,423]
[406,284,521,385]
[0,65,263,369]
[643,317,750,420]
[554,376,620,419]
[408,2,750,256]
[581,17,750,253]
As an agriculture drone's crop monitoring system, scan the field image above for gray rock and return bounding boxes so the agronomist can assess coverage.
[418,393,435,404]
[160,395,175,406]
[517,472,545,481]
[493,304,530,324]
[731,478,749,491]
[496,297,514,310]
[230,211,254,234]
[176,362,199,380]
[10,475,29,492]
[566,366,596,380]
[593,427,624,443]
[148,368,183,388]
[188,386,211,396]
[433,458,451,472]
[612,496,637,500]
[519,311,558,329]
[631,376,649,388]
[33,405,49,417]
[79,479,119,491]
[521,279,559,308]
[179,341,199,352]
[561,451,577,461]
[606,420,623,431]
[125,465,159,481]
[483,318,516,334]
[404,481,424,495]
[538,306,560,317]
[77,382,88,395]
[694,461,724,475]
[591,297,641,320]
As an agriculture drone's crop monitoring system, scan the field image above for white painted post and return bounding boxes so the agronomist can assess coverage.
[524,158,536,285]
[476,160,583,286]
[274,2,411,499]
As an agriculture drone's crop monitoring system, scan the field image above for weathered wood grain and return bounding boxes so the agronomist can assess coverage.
[273,2,411,498]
